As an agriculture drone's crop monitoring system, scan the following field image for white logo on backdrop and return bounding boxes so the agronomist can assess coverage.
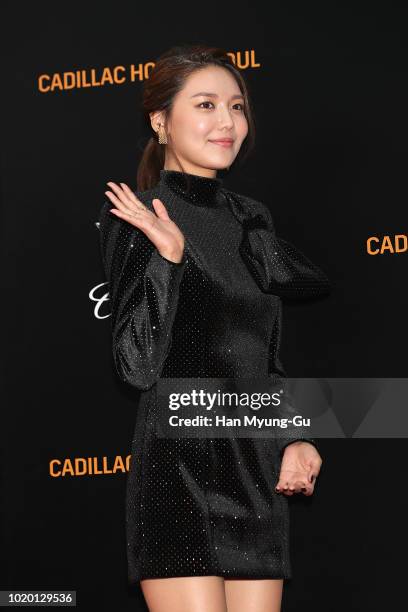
[89,282,110,319]
[92,220,110,319]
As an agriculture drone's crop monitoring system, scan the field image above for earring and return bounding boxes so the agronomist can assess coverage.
[157,123,168,145]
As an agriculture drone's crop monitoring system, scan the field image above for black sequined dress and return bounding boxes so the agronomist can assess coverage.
[98,169,330,583]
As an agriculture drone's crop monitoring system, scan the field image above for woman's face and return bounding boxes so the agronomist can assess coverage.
[156,66,248,177]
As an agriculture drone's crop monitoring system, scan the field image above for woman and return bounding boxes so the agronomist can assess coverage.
[99,44,329,612]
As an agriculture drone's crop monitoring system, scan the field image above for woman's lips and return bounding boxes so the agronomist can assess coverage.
[209,140,234,148]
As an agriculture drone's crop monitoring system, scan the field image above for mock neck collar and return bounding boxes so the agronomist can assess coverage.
[159,169,225,208]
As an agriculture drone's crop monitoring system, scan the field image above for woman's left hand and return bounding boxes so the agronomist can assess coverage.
[275,441,322,496]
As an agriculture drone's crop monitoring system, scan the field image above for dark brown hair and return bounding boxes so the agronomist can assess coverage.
[136,44,256,191]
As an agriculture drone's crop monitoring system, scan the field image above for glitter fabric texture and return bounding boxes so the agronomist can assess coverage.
[98,169,330,583]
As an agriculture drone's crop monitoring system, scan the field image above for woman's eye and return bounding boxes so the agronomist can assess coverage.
[197,101,245,111]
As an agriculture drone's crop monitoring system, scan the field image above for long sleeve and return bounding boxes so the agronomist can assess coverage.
[268,297,320,459]
[240,201,331,300]
[98,200,187,391]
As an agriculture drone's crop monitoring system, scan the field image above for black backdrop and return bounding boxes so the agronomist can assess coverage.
[2,1,408,610]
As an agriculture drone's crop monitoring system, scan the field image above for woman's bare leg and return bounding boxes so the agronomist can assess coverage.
[140,575,228,612]
[224,578,284,612]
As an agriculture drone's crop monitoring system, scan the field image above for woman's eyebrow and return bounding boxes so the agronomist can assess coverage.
[190,92,244,100]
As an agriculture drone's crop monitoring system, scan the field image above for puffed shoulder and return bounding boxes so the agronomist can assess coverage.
[221,189,331,300]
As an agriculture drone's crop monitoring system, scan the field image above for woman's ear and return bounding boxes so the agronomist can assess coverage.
[149,111,165,132]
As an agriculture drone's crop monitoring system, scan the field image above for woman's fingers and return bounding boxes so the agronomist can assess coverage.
[119,182,145,207]
[106,181,147,215]
[106,182,134,211]
[152,197,170,221]
[105,189,132,211]
[276,481,312,496]
[302,483,315,496]
[107,201,158,239]
[275,469,316,496]
[109,207,144,227]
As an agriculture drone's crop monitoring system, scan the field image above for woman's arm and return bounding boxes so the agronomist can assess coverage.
[98,200,186,391]
[268,300,319,458]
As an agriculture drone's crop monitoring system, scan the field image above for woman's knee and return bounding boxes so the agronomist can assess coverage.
[224,577,284,612]
[140,575,227,612]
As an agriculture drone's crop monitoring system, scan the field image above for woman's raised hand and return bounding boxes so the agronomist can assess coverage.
[105,181,185,264]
